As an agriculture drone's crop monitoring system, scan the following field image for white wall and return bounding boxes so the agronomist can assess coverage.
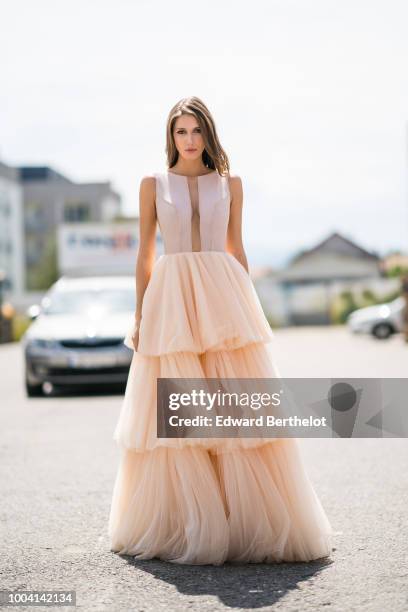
[0,175,25,299]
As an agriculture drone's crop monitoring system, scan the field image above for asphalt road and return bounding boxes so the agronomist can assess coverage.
[1,326,407,611]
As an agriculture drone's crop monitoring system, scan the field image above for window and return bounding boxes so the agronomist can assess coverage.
[64,203,90,222]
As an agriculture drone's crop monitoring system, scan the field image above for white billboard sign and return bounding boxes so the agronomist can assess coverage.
[58,222,140,274]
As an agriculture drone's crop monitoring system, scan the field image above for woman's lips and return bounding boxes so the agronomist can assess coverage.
[185,149,197,152]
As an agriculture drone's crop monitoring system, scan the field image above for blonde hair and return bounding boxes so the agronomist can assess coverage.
[165,96,230,176]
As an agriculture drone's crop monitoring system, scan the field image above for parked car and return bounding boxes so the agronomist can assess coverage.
[22,275,136,396]
[346,296,405,339]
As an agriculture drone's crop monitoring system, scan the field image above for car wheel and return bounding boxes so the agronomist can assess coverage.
[372,323,393,339]
[25,374,44,397]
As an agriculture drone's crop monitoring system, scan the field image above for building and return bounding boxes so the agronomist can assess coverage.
[255,232,396,326]
[281,231,381,282]
[18,165,121,290]
[0,161,25,298]
[379,251,408,275]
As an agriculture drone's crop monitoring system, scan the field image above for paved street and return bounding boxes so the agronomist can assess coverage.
[1,326,407,611]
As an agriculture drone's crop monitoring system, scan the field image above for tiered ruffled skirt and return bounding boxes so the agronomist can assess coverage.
[108,251,334,564]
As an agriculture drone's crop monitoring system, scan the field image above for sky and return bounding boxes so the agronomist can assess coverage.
[1,0,408,267]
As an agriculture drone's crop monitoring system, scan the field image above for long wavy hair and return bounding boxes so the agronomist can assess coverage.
[165,97,230,176]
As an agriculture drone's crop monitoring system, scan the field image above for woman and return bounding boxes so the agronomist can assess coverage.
[108,96,334,565]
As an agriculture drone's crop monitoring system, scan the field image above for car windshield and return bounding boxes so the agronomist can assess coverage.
[41,288,135,315]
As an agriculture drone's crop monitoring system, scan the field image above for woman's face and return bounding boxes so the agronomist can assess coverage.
[173,114,205,161]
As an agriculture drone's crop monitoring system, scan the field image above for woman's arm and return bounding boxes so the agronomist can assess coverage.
[226,175,249,273]
[134,176,157,324]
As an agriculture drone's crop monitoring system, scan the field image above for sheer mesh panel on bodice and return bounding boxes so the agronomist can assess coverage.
[188,174,201,252]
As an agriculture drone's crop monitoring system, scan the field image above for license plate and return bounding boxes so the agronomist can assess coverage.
[68,352,117,368]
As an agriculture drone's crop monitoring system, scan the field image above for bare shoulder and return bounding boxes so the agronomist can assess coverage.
[227,173,242,186]
[140,174,156,190]
[139,174,156,201]
[226,173,243,200]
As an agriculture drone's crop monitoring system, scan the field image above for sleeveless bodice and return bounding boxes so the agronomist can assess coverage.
[154,170,231,254]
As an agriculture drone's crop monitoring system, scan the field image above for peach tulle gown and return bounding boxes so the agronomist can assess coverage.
[108,169,334,565]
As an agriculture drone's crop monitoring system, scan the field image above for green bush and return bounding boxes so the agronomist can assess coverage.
[331,286,403,325]
[334,291,359,324]
[12,314,32,342]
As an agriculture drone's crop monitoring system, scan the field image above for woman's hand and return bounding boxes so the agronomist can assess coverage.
[131,319,141,352]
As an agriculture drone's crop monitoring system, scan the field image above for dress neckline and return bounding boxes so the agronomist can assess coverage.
[166,169,217,179]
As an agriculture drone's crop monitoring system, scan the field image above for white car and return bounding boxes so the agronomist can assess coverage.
[346,296,405,339]
[22,275,136,396]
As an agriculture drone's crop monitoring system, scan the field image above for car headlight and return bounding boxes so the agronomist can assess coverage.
[25,338,60,350]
